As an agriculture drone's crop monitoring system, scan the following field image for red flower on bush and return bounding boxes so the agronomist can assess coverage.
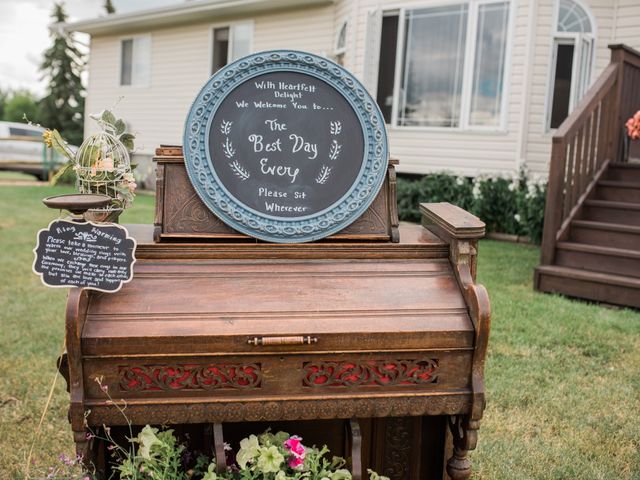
[626,110,640,140]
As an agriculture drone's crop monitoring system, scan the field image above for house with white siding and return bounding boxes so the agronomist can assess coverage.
[64,0,640,179]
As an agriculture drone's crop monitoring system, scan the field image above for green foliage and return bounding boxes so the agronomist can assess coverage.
[397,169,548,244]
[0,88,8,120]
[517,180,547,244]
[88,108,137,151]
[3,91,40,123]
[38,2,85,146]
[111,427,387,480]
[104,0,116,14]
[397,173,474,223]
[46,108,138,209]
[472,176,522,235]
[116,426,187,480]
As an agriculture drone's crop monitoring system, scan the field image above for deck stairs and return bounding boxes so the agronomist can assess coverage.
[534,45,640,308]
[535,163,640,307]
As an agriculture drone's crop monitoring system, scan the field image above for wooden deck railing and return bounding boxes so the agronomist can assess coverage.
[540,44,640,266]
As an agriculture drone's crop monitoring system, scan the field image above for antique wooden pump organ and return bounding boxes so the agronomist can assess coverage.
[62,51,491,480]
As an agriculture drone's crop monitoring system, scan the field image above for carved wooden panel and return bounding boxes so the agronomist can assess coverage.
[164,164,236,235]
[339,179,389,235]
[156,159,395,240]
[118,363,262,392]
[382,417,418,480]
[303,359,438,387]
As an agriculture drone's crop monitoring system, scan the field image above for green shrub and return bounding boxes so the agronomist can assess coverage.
[397,173,474,223]
[396,169,548,244]
[472,175,522,235]
[516,178,547,244]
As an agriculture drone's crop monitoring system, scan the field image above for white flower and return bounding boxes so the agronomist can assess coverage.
[137,425,161,460]
[514,213,521,223]
[456,176,465,186]
[202,464,218,480]
[472,181,482,199]
[236,435,260,468]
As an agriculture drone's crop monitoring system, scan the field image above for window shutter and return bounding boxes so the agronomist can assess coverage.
[362,9,382,95]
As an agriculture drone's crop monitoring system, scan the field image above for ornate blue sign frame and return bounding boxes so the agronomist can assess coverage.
[183,50,388,243]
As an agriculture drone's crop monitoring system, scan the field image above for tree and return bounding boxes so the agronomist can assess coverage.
[104,0,116,14]
[4,91,40,123]
[39,3,85,146]
[0,88,9,120]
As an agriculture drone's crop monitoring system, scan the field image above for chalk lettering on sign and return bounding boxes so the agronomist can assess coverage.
[264,119,287,131]
[260,158,300,184]
[289,134,318,160]
[207,70,365,218]
[33,219,136,293]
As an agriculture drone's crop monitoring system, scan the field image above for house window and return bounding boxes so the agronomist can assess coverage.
[120,35,151,86]
[211,22,253,74]
[375,1,510,129]
[334,21,347,65]
[547,0,594,129]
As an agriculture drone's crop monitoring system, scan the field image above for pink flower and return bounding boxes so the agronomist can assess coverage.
[288,456,304,469]
[284,436,305,458]
[627,110,640,140]
[284,435,305,469]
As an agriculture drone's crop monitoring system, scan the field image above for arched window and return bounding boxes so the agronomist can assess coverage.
[334,20,347,66]
[548,0,595,129]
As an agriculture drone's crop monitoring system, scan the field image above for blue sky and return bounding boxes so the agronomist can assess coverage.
[0,0,181,95]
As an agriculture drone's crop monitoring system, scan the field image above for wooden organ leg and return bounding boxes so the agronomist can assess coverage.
[72,429,91,464]
[212,423,227,473]
[347,418,363,480]
[446,415,479,480]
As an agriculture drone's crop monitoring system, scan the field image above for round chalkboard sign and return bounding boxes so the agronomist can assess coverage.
[183,50,388,243]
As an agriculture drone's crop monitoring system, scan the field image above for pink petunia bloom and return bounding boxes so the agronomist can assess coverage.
[288,455,304,469]
[284,436,305,458]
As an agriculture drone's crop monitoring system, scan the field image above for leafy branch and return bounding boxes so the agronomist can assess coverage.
[89,109,136,150]
[220,120,233,135]
[316,165,332,184]
[229,160,250,180]
[330,121,342,135]
[328,139,342,161]
[222,137,236,159]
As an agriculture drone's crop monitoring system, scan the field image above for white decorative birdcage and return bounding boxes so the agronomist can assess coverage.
[75,127,135,217]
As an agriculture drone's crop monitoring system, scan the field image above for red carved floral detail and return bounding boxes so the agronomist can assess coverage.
[303,359,438,387]
[119,363,262,392]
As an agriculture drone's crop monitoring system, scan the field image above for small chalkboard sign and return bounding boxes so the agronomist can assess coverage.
[33,220,136,292]
[184,50,388,243]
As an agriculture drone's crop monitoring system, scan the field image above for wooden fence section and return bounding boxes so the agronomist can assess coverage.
[540,45,640,266]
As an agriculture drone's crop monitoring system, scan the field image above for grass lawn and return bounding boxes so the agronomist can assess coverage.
[0,183,638,479]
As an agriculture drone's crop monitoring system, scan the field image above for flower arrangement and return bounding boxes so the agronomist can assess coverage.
[626,110,640,140]
[61,425,388,480]
[44,109,137,216]
[36,378,390,480]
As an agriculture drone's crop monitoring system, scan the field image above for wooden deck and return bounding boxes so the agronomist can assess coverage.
[535,45,640,308]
